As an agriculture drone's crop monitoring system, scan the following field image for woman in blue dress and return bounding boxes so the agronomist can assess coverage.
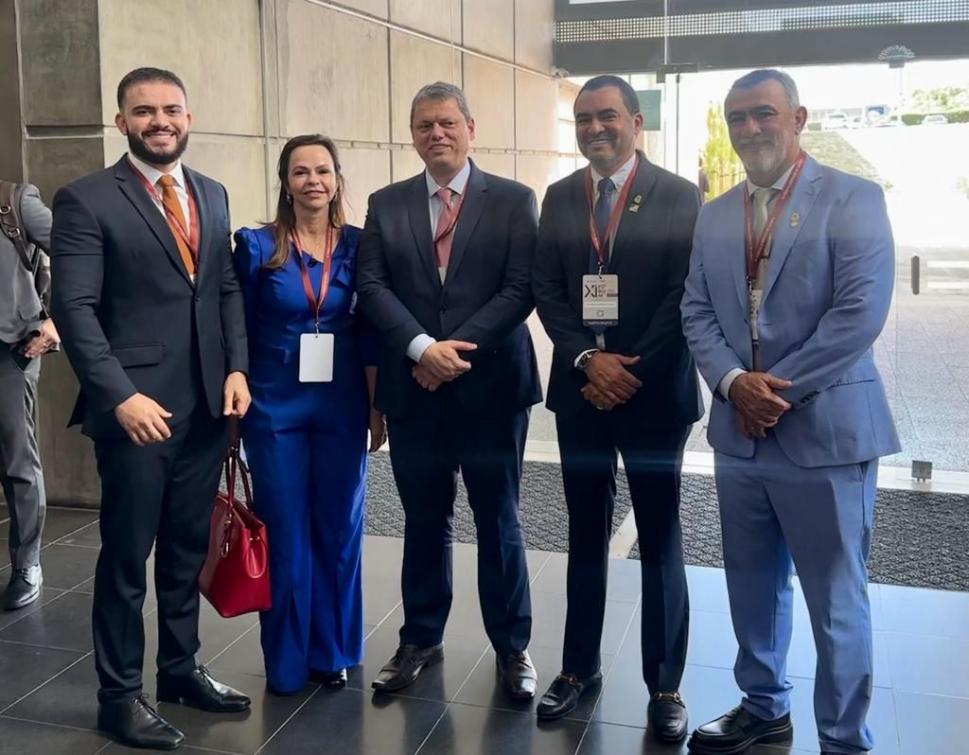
[234,134,384,694]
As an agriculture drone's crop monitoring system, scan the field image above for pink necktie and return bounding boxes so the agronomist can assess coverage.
[434,187,458,270]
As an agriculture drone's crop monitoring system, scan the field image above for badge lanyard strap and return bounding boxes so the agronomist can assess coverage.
[433,187,468,245]
[293,227,336,334]
[585,153,641,274]
[743,150,807,281]
[129,160,201,271]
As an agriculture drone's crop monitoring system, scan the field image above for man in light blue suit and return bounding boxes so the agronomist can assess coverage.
[681,69,900,755]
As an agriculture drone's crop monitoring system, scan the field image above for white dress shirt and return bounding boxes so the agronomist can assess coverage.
[406,160,472,363]
[126,152,191,225]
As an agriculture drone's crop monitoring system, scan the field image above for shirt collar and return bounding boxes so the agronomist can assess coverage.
[590,152,638,194]
[127,152,186,190]
[426,160,471,199]
[746,161,796,194]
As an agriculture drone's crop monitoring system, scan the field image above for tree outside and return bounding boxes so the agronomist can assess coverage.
[701,103,744,201]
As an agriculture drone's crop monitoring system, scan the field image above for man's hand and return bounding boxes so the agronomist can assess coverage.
[583,352,642,404]
[20,319,60,359]
[223,371,251,418]
[369,409,387,452]
[419,340,477,381]
[581,382,620,411]
[728,371,792,426]
[737,411,772,439]
[114,393,173,446]
[412,363,443,392]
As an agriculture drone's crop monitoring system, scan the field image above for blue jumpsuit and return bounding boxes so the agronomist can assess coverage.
[233,225,374,693]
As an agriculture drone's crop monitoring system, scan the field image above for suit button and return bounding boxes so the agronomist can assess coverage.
[194,295,201,303]
[439,307,446,314]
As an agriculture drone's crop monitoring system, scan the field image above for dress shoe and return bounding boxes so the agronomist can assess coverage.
[3,565,42,611]
[156,665,251,712]
[536,671,602,720]
[312,668,348,689]
[97,695,184,750]
[496,650,537,700]
[371,643,444,692]
[648,690,689,742]
[688,705,793,754]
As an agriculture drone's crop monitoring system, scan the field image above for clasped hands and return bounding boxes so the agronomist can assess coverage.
[728,371,793,439]
[114,371,251,447]
[412,340,477,392]
[580,352,642,411]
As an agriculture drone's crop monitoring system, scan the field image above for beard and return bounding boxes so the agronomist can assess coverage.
[734,136,791,179]
[127,128,189,166]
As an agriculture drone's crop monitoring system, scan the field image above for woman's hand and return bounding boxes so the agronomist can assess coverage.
[368,408,387,452]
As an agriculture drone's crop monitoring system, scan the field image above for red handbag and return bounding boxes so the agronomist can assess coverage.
[199,441,272,618]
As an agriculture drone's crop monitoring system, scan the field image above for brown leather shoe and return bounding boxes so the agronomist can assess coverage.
[371,643,444,693]
[496,650,537,700]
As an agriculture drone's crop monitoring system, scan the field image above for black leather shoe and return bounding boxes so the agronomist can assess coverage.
[649,690,689,742]
[3,565,42,611]
[97,695,184,750]
[536,671,602,720]
[312,668,348,689]
[157,665,251,712]
[371,643,444,692]
[496,650,537,700]
[688,705,793,754]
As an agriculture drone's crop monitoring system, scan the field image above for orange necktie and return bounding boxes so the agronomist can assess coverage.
[157,174,196,279]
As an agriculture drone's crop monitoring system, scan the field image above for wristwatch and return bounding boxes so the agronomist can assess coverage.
[576,349,599,371]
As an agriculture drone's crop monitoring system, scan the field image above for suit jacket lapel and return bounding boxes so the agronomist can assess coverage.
[761,156,822,304]
[406,174,440,290]
[609,153,658,272]
[114,157,193,288]
[724,186,749,314]
[445,161,486,283]
[569,170,591,271]
[182,167,211,283]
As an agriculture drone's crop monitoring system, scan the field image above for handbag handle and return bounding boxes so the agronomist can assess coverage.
[224,442,254,511]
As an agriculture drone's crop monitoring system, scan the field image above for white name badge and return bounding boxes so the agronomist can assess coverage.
[582,274,619,327]
[298,333,334,383]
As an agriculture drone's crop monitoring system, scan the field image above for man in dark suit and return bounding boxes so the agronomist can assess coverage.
[358,82,541,700]
[51,67,252,750]
[532,75,702,739]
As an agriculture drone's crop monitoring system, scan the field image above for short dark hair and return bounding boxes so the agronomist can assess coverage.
[410,82,472,127]
[576,75,640,116]
[116,67,187,109]
[727,69,800,108]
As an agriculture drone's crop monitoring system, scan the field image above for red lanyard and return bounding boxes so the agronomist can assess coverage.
[129,160,200,268]
[743,150,806,281]
[293,228,335,332]
[585,153,641,271]
[433,187,467,244]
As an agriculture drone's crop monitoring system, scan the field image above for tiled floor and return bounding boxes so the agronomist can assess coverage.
[1,508,967,754]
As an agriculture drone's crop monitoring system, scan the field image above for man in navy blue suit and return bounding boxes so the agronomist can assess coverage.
[358,82,541,700]
[682,69,900,755]
[52,67,252,750]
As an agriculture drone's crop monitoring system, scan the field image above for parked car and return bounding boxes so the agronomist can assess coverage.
[921,113,949,125]
[822,112,849,130]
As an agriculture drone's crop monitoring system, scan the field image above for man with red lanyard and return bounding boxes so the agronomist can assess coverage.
[358,83,542,700]
[532,75,703,739]
[682,69,898,755]
[51,67,252,750]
